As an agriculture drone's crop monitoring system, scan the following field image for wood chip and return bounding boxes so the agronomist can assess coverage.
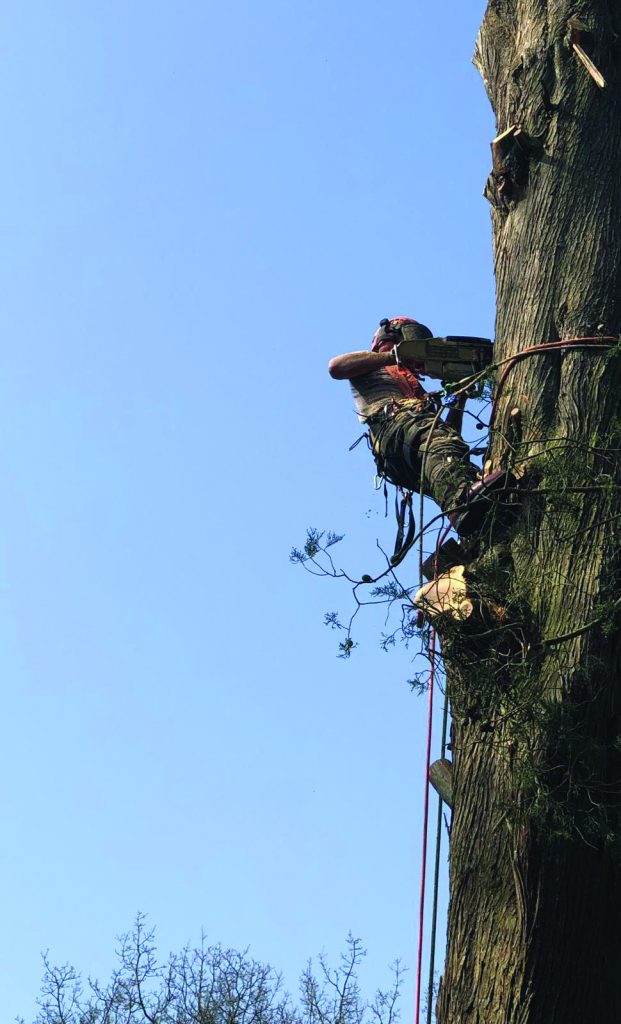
[572,42,607,89]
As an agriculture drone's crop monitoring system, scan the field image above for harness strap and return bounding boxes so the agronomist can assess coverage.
[390,494,416,568]
[393,490,408,556]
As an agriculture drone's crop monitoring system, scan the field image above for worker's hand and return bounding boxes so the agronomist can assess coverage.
[397,349,426,373]
[372,339,419,370]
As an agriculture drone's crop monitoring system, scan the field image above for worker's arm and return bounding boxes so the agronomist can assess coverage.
[328,349,397,380]
[444,392,467,434]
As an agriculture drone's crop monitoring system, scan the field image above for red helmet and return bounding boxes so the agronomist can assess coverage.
[371,317,431,352]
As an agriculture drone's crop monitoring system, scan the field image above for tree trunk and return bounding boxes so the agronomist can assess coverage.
[436,3,621,1022]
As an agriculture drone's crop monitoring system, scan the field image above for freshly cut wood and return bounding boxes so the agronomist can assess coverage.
[414,566,472,622]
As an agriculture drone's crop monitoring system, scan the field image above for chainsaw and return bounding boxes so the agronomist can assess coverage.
[395,326,493,382]
[377,319,494,382]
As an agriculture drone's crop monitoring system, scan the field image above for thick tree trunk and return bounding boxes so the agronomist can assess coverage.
[436,3,621,1022]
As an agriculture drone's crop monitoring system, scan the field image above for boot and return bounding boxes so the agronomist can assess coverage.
[451,468,517,538]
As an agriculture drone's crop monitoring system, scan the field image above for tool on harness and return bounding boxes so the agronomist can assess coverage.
[393,490,408,553]
[390,490,416,568]
[365,396,438,491]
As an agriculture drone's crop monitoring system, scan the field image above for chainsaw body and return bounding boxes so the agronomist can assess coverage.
[396,329,493,382]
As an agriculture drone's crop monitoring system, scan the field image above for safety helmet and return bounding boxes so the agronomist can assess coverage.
[371,317,433,352]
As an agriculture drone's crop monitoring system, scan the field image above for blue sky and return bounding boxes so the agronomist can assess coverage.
[0,3,495,1020]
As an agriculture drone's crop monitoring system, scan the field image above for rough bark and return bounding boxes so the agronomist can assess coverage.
[435,3,621,1022]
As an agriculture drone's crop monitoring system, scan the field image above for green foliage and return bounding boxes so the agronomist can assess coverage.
[338,637,358,658]
[324,611,344,630]
[370,582,410,600]
[518,699,621,850]
[535,447,583,522]
[407,673,430,696]
[290,529,344,565]
[291,526,423,661]
[604,339,621,369]
[593,597,621,638]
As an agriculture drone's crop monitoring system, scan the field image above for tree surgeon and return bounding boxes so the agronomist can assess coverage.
[328,316,511,537]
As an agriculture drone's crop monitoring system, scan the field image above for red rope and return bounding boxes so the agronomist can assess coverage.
[489,336,616,430]
[414,628,436,1024]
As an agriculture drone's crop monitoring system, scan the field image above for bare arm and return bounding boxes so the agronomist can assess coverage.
[328,349,396,380]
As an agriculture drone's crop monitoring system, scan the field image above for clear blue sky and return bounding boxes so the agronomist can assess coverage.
[0,2,495,1020]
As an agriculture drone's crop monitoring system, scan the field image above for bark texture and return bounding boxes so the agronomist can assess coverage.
[436,3,621,1022]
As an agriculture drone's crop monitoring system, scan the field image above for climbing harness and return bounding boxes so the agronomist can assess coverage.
[363,398,438,566]
[366,398,437,481]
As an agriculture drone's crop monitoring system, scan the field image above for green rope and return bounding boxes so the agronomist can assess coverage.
[426,694,449,1024]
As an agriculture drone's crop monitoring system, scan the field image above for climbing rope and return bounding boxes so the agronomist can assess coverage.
[426,688,449,1024]
[488,335,617,430]
[414,628,435,1024]
[413,518,451,1024]
[423,523,452,1024]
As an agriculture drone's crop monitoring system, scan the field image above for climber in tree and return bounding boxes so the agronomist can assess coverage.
[328,316,508,537]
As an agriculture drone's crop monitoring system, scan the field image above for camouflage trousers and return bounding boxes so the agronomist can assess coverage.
[368,403,478,513]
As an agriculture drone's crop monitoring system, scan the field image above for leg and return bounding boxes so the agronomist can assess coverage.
[379,408,478,513]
